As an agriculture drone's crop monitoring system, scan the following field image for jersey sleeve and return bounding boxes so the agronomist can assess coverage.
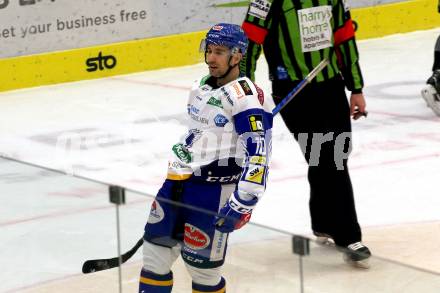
[240,0,274,81]
[332,0,364,93]
[223,78,273,201]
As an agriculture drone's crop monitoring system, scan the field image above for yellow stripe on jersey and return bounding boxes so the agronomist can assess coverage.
[167,173,192,181]
[139,276,173,287]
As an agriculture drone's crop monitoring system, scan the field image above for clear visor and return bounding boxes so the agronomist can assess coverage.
[199,39,239,54]
[199,39,207,53]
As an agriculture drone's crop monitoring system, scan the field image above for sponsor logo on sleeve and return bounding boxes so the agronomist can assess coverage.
[172,143,192,163]
[255,85,265,105]
[184,129,202,148]
[244,164,265,184]
[184,224,211,250]
[248,0,271,20]
[214,114,229,127]
[249,156,266,165]
[238,80,253,96]
[232,82,245,99]
[248,115,264,132]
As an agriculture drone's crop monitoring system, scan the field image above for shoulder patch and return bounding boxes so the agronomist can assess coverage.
[238,80,253,96]
[248,0,271,20]
[231,82,245,99]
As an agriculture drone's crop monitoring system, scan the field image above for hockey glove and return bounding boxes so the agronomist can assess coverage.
[214,191,258,233]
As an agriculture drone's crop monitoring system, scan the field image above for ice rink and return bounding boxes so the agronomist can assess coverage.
[1,28,440,292]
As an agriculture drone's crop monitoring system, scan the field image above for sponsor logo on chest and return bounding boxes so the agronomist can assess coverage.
[214,114,229,127]
[207,96,223,109]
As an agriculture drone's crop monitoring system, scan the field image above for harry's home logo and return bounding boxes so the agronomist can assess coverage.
[86,52,117,72]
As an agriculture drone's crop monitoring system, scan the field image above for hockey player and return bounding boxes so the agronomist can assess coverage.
[421,2,440,117]
[240,0,371,268]
[138,23,273,293]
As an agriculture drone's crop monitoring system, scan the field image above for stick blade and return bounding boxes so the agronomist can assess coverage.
[81,238,143,274]
[82,258,118,274]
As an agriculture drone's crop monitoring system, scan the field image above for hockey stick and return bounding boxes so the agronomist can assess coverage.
[81,59,329,275]
[82,238,143,274]
[272,58,329,115]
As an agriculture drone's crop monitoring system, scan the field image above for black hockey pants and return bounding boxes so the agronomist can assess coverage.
[272,74,362,247]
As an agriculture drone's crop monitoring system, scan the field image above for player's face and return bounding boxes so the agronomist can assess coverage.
[205,44,231,77]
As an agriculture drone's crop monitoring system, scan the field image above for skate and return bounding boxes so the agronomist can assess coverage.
[421,70,440,116]
[421,85,440,116]
[342,242,371,269]
[313,232,333,245]
[426,69,440,91]
[314,233,371,269]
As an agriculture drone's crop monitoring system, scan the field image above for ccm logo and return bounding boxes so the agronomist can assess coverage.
[86,52,117,72]
[182,252,204,263]
[230,201,252,213]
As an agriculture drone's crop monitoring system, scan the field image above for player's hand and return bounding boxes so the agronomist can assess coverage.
[350,93,368,120]
[214,191,257,233]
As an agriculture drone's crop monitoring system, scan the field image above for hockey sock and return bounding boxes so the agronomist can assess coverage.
[139,269,173,293]
[433,35,440,71]
[433,51,440,71]
[192,277,226,293]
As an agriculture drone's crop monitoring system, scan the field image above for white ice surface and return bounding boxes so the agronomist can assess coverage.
[1,28,440,292]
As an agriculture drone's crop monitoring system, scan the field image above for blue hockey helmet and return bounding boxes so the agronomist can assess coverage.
[200,23,248,55]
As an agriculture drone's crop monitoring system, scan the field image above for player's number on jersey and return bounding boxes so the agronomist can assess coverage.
[254,136,266,156]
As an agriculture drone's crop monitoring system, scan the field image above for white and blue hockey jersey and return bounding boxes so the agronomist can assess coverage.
[167,75,273,199]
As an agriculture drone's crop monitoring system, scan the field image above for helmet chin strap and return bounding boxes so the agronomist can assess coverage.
[205,51,238,79]
[218,58,238,79]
